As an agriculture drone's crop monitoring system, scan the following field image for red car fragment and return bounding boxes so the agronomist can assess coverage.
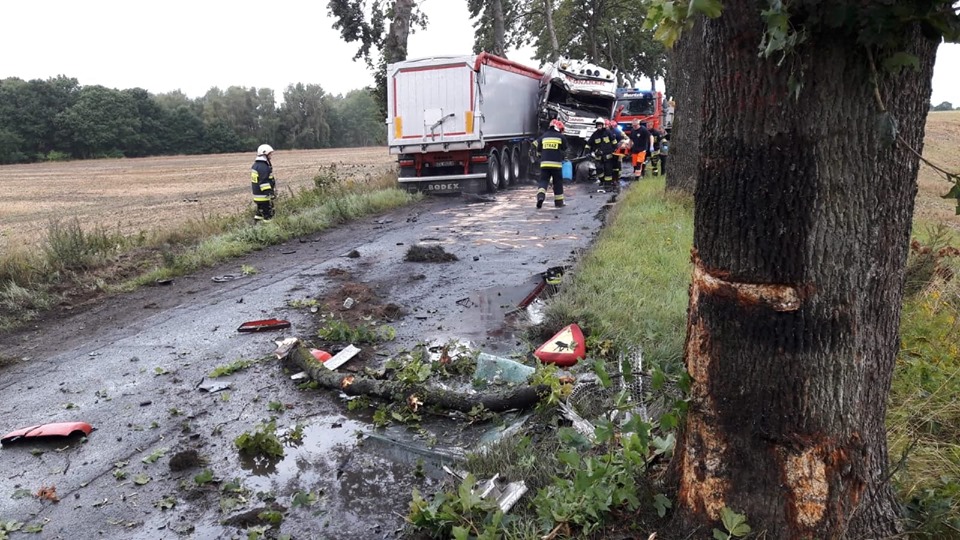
[1,421,93,445]
[237,318,291,332]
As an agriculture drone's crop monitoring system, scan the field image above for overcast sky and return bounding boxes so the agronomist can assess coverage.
[2,0,958,106]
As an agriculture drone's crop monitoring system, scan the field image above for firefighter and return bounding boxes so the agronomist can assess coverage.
[607,119,624,182]
[532,119,568,208]
[585,118,617,191]
[251,144,276,221]
[628,119,652,179]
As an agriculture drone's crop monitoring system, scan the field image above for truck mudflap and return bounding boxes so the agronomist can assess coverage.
[398,173,487,195]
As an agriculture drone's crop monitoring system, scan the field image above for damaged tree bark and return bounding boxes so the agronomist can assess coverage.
[288,347,545,413]
[672,3,938,538]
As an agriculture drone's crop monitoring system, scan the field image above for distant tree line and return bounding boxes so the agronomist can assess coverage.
[931,101,955,111]
[0,76,386,164]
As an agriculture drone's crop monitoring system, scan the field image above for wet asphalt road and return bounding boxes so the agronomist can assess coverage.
[0,182,613,539]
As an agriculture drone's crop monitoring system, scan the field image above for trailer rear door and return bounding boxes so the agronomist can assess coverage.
[388,57,479,148]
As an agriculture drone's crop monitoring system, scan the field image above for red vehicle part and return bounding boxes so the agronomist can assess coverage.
[1,421,93,445]
[534,323,587,367]
[237,319,291,333]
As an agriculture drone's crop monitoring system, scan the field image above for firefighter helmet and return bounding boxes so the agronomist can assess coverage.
[549,119,565,132]
[594,117,605,126]
[257,144,274,156]
[606,119,618,129]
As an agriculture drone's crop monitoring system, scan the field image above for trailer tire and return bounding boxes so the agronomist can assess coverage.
[500,149,512,189]
[510,146,521,185]
[485,151,501,192]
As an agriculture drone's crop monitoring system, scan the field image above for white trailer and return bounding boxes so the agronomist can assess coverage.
[387,53,543,194]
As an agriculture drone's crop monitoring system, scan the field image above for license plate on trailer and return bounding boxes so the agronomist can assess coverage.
[434,161,456,167]
[425,182,460,192]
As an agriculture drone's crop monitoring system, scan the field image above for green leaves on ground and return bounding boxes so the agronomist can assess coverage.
[234,420,284,460]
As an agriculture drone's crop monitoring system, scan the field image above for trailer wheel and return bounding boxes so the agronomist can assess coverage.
[485,151,501,192]
[510,146,522,184]
[500,149,512,189]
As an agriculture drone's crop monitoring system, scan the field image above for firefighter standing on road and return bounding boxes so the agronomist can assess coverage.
[585,118,617,191]
[251,144,276,222]
[532,119,568,208]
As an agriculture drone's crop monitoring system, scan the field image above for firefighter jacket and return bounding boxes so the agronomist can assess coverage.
[251,156,275,202]
[628,126,652,154]
[585,128,616,158]
[533,128,568,169]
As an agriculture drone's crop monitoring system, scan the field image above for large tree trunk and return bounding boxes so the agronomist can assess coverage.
[543,0,560,61]
[663,16,704,195]
[672,1,938,538]
[383,0,416,65]
[491,0,506,57]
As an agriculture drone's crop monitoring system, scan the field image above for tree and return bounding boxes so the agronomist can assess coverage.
[932,100,954,111]
[468,0,526,56]
[328,0,427,115]
[663,16,704,194]
[56,85,140,158]
[651,0,960,537]
[518,0,667,86]
[279,83,331,149]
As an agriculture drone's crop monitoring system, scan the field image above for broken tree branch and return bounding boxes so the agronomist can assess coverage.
[288,347,545,413]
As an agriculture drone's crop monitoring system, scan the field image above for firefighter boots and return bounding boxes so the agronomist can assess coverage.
[536,190,546,209]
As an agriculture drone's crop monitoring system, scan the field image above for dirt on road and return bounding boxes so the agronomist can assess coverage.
[0,182,614,539]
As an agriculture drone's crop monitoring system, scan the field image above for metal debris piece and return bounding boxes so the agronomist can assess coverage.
[198,380,232,393]
[290,372,308,381]
[559,401,595,440]
[211,274,243,283]
[325,345,361,371]
[273,337,300,359]
[343,297,356,310]
[443,466,528,512]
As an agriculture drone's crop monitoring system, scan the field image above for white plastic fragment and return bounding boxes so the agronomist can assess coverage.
[324,344,361,371]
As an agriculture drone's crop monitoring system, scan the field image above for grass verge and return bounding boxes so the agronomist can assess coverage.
[0,166,418,332]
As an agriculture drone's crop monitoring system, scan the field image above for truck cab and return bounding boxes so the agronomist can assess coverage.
[613,88,665,135]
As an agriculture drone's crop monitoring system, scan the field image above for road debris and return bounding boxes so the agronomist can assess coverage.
[443,466,528,512]
[290,372,309,381]
[474,353,534,384]
[324,345,361,371]
[211,274,243,283]
[1,421,93,445]
[534,323,586,367]
[404,245,458,262]
[343,297,356,309]
[237,318,291,333]
[273,337,300,359]
[310,349,333,362]
[198,380,232,393]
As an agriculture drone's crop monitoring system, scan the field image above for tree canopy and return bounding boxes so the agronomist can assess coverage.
[0,77,386,164]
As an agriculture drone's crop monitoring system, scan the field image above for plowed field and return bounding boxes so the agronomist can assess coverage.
[0,147,394,251]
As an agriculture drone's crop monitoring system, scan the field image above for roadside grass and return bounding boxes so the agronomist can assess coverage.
[0,166,417,331]
[541,179,693,373]
[890,220,960,537]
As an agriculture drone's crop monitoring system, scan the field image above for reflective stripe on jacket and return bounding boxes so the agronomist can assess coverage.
[533,129,568,169]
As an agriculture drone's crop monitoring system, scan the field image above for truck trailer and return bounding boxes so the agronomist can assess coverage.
[387,53,543,194]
